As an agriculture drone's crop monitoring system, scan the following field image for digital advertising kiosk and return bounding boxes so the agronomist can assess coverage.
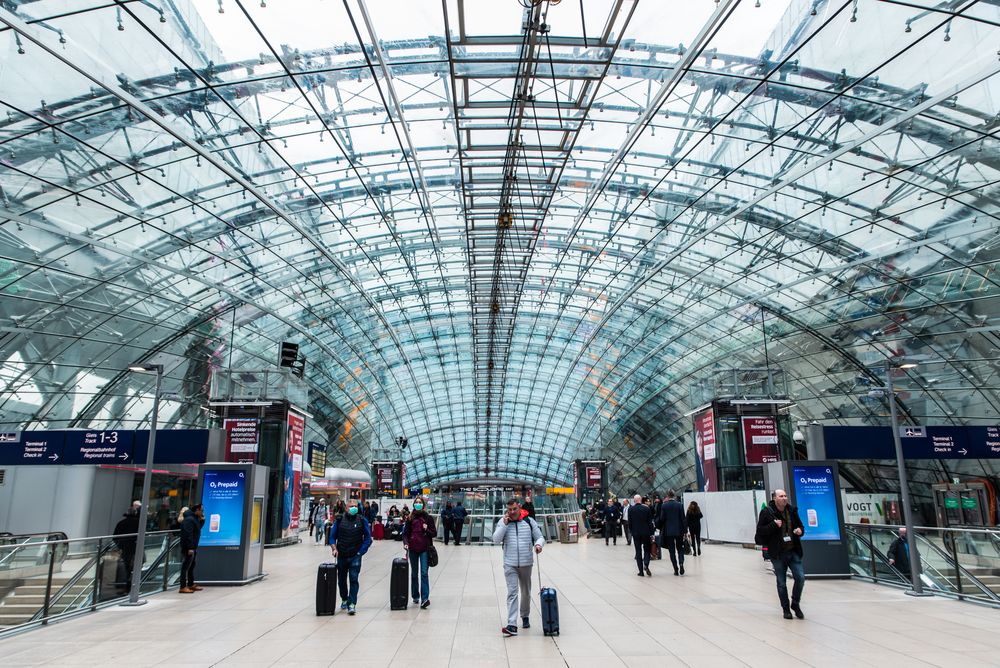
[195,462,268,584]
[763,460,850,579]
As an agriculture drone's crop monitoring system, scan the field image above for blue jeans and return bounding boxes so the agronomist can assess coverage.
[409,550,429,602]
[337,554,362,605]
[771,551,805,609]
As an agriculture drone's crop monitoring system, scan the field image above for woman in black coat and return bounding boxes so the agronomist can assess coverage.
[686,501,704,556]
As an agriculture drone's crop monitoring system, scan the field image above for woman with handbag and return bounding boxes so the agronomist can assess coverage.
[686,501,704,556]
[403,495,437,609]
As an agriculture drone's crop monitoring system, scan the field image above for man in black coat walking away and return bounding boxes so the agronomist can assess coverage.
[887,526,911,580]
[627,494,655,576]
[179,504,205,594]
[657,490,687,575]
[112,505,140,592]
[755,489,806,619]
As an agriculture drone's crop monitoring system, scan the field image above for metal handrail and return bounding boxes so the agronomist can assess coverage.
[845,523,1000,605]
[0,530,180,637]
[913,532,1000,602]
[0,533,69,571]
[0,531,166,550]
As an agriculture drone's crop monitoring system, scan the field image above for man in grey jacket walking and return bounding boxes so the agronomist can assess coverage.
[493,498,544,637]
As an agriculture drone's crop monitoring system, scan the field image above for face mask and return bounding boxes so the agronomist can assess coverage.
[348,506,358,516]
[413,503,423,511]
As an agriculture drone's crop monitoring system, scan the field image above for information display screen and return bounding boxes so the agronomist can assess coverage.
[201,469,246,547]
[585,466,603,488]
[792,465,842,541]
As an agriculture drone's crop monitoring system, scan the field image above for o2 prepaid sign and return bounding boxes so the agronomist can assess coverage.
[201,469,246,547]
[792,465,842,541]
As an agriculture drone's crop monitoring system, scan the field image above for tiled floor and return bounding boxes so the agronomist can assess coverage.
[1,535,998,667]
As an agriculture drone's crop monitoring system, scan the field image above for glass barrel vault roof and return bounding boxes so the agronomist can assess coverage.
[1,0,1000,490]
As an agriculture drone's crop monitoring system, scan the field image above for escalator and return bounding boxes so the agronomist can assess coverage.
[845,523,1000,605]
[0,530,181,636]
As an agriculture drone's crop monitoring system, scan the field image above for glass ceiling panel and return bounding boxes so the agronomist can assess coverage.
[2,0,1000,490]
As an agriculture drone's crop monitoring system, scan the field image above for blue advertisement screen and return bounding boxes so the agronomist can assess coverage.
[201,469,246,547]
[792,465,842,541]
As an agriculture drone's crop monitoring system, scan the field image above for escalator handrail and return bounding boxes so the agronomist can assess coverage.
[30,540,117,621]
[0,532,70,569]
[912,532,1000,602]
[28,532,181,622]
[845,522,1000,538]
[843,526,909,584]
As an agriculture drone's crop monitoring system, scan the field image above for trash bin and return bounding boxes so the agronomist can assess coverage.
[559,520,579,544]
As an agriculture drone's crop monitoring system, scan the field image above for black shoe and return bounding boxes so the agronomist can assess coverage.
[673,569,679,576]
[421,599,430,609]
[680,565,685,575]
[782,608,794,620]
[522,617,530,628]
[645,567,652,576]
[637,571,644,577]
[501,625,518,637]
[791,603,804,619]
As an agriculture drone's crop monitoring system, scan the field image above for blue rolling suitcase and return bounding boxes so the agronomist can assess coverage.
[537,555,559,636]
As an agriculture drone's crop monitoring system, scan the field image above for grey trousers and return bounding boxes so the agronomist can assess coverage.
[503,565,532,626]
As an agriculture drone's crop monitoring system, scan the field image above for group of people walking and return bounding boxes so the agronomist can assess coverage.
[594,492,704,577]
[325,495,437,613]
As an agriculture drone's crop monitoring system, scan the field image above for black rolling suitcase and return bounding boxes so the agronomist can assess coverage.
[537,554,559,636]
[390,556,408,610]
[316,561,337,616]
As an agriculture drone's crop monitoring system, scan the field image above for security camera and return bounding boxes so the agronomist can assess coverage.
[792,430,805,445]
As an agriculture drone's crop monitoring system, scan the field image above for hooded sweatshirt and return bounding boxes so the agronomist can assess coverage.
[492,509,544,568]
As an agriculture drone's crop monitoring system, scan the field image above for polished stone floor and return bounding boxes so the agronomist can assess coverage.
[1,533,998,667]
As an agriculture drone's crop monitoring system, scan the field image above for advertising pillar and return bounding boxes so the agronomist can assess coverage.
[764,460,850,578]
[283,411,305,539]
[693,408,718,492]
[195,462,268,584]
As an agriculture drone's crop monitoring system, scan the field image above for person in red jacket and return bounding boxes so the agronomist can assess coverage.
[403,496,437,608]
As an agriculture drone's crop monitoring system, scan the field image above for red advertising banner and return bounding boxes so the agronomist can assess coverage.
[285,411,305,536]
[742,416,780,465]
[694,408,718,492]
[223,418,259,463]
[586,465,603,489]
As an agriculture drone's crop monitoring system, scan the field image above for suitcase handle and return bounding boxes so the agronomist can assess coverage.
[536,551,542,591]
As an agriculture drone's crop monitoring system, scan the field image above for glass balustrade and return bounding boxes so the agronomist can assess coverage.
[0,530,179,637]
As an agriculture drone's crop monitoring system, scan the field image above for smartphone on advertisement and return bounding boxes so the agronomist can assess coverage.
[807,508,818,527]
[209,514,221,532]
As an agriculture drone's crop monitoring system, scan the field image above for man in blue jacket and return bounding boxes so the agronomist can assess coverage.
[328,501,373,615]
[451,501,468,545]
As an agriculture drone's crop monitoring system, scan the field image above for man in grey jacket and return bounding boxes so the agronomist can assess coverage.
[493,498,544,637]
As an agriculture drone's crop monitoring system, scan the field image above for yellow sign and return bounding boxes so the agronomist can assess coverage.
[422,488,431,495]
[251,498,263,544]
[546,487,575,495]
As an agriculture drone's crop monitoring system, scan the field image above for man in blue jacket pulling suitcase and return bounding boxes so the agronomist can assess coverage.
[493,498,544,637]
[328,501,373,615]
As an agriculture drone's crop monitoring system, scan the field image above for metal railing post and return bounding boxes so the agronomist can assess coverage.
[947,529,963,596]
[41,542,56,625]
[91,538,102,611]
[867,526,877,579]
[162,539,171,592]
